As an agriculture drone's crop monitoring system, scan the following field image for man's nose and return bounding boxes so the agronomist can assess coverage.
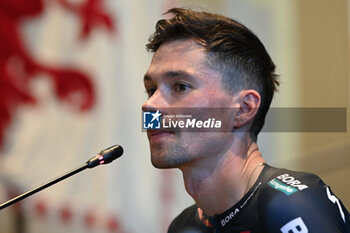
[142,90,167,112]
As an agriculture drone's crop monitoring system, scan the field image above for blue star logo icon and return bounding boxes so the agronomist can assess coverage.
[143,110,161,129]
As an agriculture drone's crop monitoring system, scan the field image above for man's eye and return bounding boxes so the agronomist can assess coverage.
[175,83,190,92]
[145,88,156,97]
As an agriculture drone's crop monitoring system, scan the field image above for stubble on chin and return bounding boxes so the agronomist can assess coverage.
[150,142,191,169]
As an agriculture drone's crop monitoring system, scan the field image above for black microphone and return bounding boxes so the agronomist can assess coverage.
[87,145,124,168]
[0,145,123,210]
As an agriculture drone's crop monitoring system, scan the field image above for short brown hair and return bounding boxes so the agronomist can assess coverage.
[147,8,279,141]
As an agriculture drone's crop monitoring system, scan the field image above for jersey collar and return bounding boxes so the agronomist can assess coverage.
[197,165,270,232]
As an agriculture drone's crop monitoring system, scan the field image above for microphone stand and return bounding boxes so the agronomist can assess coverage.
[0,144,124,210]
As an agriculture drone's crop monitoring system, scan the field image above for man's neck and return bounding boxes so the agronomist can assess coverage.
[179,142,265,216]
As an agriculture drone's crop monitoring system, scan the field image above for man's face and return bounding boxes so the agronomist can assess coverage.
[142,39,237,169]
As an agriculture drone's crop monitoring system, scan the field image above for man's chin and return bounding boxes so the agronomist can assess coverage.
[151,156,177,169]
[150,143,190,168]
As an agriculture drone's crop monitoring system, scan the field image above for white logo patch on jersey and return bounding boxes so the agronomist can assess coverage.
[280,217,308,233]
[326,187,345,222]
[277,174,308,191]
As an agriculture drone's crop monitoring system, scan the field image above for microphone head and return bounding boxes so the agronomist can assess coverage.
[87,145,123,168]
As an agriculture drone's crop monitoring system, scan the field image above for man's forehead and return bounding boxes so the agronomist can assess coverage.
[145,40,210,79]
[159,39,204,51]
[151,39,206,62]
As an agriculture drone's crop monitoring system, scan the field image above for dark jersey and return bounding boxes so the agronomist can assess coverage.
[168,165,350,233]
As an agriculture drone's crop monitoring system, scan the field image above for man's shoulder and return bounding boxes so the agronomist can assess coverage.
[168,204,210,233]
[257,165,350,232]
[261,165,325,195]
[258,166,327,214]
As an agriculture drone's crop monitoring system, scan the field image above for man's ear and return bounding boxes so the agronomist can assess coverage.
[234,90,261,128]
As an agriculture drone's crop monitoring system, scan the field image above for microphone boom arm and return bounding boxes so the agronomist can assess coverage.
[0,145,123,210]
[0,163,88,210]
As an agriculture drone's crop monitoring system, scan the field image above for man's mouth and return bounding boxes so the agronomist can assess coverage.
[147,129,175,141]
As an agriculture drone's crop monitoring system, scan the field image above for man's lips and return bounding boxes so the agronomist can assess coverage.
[147,129,175,140]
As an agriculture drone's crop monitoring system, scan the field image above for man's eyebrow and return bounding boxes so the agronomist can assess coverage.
[165,71,195,79]
[144,70,196,81]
